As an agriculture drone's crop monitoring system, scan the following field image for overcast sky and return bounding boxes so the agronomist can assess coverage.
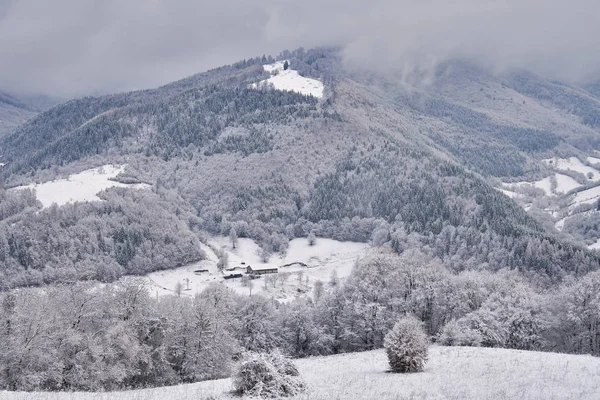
[1,0,599,97]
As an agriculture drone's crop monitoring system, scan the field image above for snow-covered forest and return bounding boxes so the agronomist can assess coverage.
[1,46,600,396]
[2,252,600,391]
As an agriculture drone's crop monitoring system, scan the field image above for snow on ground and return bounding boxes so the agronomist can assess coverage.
[589,239,600,250]
[251,61,324,98]
[5,346,600,400]
[531,176,553,196]
[10,165,150,209]
[497,188,520,199]
[554,173,581,193]
[544,157,600,181]
[569,186,600,209]
[144,237,370,301]
[509,173,581,197]
[588,156,600,164]
[145,241,222,296]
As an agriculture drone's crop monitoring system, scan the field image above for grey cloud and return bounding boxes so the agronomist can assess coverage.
[0,0,598,97]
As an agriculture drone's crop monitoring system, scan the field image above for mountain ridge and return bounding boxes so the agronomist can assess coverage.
[1,48,600,288]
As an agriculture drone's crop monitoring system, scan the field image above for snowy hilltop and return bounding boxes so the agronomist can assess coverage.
[252,60,324,98]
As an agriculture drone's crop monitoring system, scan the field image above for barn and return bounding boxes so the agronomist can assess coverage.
[246,265,278,275]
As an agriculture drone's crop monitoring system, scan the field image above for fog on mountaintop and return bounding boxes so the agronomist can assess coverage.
[0,0,598,96]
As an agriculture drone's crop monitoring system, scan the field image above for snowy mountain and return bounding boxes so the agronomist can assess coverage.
[2,48,600,394]
[2,48,600,289]
[0,91,60,137]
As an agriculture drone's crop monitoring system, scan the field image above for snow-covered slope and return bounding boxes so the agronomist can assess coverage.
[555,173,582,193]
[144,237,370,300]
[506,172,582,198]
[544,157,600,181]
[499,156,600,247]
[251,61,324,98]
[570,186,600,209]
[5,346,599,400]
[11,165,149,208]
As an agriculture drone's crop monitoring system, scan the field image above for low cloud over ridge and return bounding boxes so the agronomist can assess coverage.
[0,0,598,96]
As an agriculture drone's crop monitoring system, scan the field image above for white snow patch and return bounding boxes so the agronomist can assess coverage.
[251,61,324,98]
[508,173,581,198]
[570,186,600,208]
[11,165,149,209]
[587,156,600,164]
[554,173,581,193]
[544,157,600,181]
[532,176,553,196]
[496,188,520,199]
[144,237,370,300]
[589,239,600,250]
[7,346,600,400]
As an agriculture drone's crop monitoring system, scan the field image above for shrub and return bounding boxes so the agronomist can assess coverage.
[384,316,429,373]
[437,320,483,347]
[233,351,306,398]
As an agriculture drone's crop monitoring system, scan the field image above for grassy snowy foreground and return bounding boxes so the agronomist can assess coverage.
[3,346,600,400]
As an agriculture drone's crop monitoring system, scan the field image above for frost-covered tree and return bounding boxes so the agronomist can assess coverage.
[384,316,429,373]
[229,227,238,249]
[313,280,324,302]
[437,320,483,347]
[307,232,316,246]
[549,270,600,355]
[233,350,305,398]
[217,250,229,272]
[260,244,272,263]
[175,281,184,297]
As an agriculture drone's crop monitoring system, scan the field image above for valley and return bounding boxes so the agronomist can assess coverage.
[2,47,600,396]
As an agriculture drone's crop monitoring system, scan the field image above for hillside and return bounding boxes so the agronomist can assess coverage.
[1,48,600,289]
[2,346,599,400]
[0,91,60,137]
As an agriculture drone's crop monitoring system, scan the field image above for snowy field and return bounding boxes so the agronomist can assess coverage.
[507,173,581,197]
[251,61,324,98]
[587,156,600,164]
[10,165,149,208]
[4,346,600,400]
[144,237,370,301]
[544,157,600,181]
[554,173,581,193]
[569,186,600,209]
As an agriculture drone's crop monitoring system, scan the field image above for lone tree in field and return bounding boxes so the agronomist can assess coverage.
[229,227,238,249]
[233,351,305,398]
[217,249,229,272]
[384,316,429,373]
[307,232,316,246]
[283,60,289,70]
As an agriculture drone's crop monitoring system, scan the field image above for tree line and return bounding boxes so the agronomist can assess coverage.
[1,250,599,392]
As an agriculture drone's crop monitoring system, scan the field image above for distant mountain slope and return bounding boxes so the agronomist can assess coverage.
[0,91,61,137]
[1,48,600,287]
